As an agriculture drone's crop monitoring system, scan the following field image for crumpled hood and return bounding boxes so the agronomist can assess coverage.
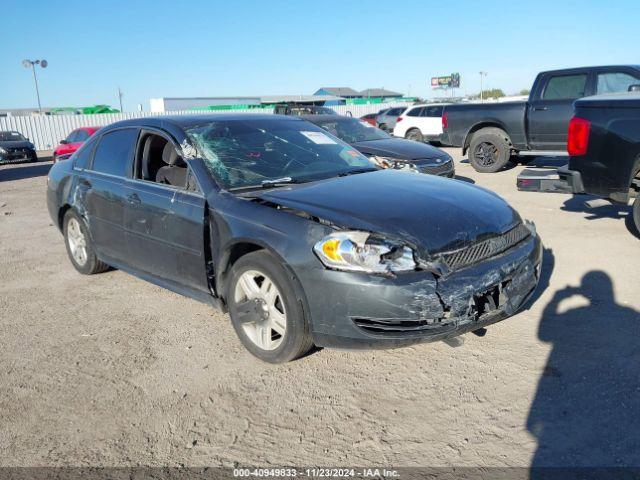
[0,140,34,150]
[353,138,449,163]
[253,169,521,255]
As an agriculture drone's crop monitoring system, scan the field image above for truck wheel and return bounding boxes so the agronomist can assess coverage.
[468,128,513,173]
[406,129,423,142]
[633,195,640,235]
[227,250,314,363]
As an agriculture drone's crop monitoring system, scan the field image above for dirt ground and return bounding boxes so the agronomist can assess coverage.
[1,150,639,469]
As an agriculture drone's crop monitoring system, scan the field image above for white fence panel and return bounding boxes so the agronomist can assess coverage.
[0,102,413,150]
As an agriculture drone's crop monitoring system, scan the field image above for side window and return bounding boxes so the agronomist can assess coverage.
[66,131,78,143]
[597,72,640,94]
[542,74,587,100]
[75,130,90,142]
[91,128,138,177]
[136,132,192,190]
[407,107,423,117]
[425,106,443,117]
[73,136,99,170]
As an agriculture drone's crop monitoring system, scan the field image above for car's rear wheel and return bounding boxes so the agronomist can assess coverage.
[63,210,109,275]
[406,128,423,142]
[227,250,313,363]
[468,128,513,173]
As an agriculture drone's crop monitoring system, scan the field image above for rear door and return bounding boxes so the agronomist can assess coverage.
[527,72,591,150]
[124,129,209,293]
[81,127,139,263]
[422,105,444,137]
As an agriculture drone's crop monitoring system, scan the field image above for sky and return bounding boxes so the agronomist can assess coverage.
[2,0,640,111]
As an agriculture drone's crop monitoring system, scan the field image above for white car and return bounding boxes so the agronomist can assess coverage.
[392,103,447,144]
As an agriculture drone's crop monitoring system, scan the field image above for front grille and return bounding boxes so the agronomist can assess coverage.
[439,223,531,271]
[419,161,452,176]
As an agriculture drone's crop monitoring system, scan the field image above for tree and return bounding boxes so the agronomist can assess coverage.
[519,89,531,96]
[469,88,505,100]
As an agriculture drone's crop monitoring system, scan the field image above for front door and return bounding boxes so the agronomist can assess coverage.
[124,131,209,293]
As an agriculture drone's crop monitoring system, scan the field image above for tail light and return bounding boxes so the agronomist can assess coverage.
[396,116,403,123]
[442,112,448,130]
[567,116,590,156]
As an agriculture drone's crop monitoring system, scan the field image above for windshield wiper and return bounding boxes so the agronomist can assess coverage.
[337,167,378,177]
[261,176,295,187]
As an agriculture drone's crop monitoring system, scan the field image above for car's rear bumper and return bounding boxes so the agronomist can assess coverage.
[299,233,542,349]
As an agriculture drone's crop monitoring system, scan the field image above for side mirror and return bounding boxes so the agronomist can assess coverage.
[628,84,640,92]
[60,139,68,144]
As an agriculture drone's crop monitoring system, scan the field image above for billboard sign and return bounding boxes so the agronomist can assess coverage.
[431,73,460,88]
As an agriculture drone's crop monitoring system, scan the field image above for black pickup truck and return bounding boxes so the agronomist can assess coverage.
[518,92,640,233]
[442,65,640,172]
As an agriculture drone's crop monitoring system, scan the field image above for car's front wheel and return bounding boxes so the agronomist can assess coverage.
[227,250,314,363]
[63,210,109,275]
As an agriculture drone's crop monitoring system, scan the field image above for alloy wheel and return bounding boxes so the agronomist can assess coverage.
[233,270,286,351]
[474,142,498,166]
[67,218,88,266]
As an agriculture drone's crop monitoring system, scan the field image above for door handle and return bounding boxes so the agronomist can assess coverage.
[127,193,141,205]
[533,106,549,111]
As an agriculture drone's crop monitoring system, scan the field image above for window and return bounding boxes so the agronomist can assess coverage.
[386,108,405,116]
[65,131,79,143]
[407,107,423,117]
[597,72,640,94]
[424,106,443,117]
[75,130,90,142]
[542,74,587,100]
[73,136,98,170]
[91,128,138,177]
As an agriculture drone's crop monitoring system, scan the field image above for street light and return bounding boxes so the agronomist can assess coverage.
[479,71,488,102]
[22,59,48,113]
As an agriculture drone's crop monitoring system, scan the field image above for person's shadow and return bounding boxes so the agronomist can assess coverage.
[527,271,640,475]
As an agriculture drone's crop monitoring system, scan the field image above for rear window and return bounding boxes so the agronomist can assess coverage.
[386,108,405,116]
[542,74,587,100]
[90,128,138,177]
[407,107,423,117]
[73,136,99,170]
[597,72,640,94]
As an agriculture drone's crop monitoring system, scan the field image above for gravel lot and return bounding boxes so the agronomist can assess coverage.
[1,149,638,469]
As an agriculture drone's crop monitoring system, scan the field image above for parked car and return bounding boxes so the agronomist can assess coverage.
[53,126,101,163]
[303,114,455,177]
[393,104,447,144]
[376,106,406,131]
[360,113,378,126]
[47,114,542,363]
[517,92,640,234]
[0,131,37,164]
[443,65,640,172]
[273,104,336,115]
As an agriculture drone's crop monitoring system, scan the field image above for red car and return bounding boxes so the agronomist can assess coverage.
[53,126,101,162]
[359,113,377,126]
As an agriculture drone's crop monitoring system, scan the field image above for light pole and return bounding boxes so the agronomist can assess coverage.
[479,71,488,102]
[22,59,48,113]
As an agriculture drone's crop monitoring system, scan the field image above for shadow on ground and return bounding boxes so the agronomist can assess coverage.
[527,270,640,472]
[561,195,639,239]
[0,161,52,182]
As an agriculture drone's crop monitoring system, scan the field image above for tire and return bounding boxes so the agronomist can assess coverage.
[379,123,388,131]
[63,210,109,275]
[468,127,513,173]
[405,128,423,142]
[633,195,640,235]
[227,250,314,363]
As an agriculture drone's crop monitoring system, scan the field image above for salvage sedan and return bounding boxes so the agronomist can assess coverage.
[0,131,37,164]
[302,114,455,177]
[47,114,542,363]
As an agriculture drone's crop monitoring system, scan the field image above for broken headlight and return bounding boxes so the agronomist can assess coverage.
[313,231,417,274]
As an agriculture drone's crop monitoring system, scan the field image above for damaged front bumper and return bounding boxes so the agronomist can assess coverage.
[299,233,542,349]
